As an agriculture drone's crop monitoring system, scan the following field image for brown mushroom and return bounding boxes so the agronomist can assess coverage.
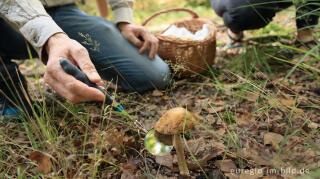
[154,107,198,176]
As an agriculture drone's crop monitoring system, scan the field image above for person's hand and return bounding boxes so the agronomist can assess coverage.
[44,33,105,103]
[118,22,159,59]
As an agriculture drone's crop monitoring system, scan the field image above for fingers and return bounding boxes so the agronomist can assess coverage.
[139,33,159,59]
[127,34,143,48]
[44,68,105,103]
[66,81,105,103]
[119,24,159,59]
[45,33,106,103]
[149,37,159,59]
[139,40,150,56]
[69,41,102,84]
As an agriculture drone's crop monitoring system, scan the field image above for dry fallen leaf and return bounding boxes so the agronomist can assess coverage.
[215,159,237,173]
[207,106,225,114]
[264,132,284,150]
[176,96,194,109]
[123,136,135,148]
[287,148,316,166]
[187,140,225,170]
[152,90,163,97]
[268,97,303,114]
[264,132,284,145]
[155,154,173,168]
[224,173,238,179]
[120,170,136,179]
[120,159,139,179]
[236,112,255,128]
[103,128,124,156]
[279,98,295,107]
[247,93,259,102]
[253,71,267,80]
[240,148,269,166]
[29,151,52,174]
[147,104,158,111]
[186,138,206,156]
[143,120,157,131]
[308,121,320,129]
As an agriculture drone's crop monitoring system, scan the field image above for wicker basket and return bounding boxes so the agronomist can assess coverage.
[142,8,216,77]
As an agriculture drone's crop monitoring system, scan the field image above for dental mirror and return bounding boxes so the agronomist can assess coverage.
[144,129,173,156]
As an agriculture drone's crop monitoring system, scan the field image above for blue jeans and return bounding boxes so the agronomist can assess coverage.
[0,5,170,98]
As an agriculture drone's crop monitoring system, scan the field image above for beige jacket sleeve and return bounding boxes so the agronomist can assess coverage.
[0,0,64,61]
[108,0,134,24]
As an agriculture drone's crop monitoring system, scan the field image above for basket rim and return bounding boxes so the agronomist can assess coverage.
[155,18,216,45]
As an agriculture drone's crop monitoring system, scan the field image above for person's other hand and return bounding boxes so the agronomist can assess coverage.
[118,22,159,59]
[44,33,105,103]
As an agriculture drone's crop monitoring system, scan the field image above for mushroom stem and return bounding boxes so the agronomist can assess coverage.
[173,134,189,176]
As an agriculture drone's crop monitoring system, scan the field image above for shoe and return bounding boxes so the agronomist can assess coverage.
[226,30,244,55]
[227,30,244,49]
[0,62,32,121]
[0,95,23,120]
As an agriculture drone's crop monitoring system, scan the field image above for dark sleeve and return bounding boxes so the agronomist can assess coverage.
[296,1,319,29]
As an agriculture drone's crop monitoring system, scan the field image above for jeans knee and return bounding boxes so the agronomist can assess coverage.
[134,57,171,93]
[150,61,171,90]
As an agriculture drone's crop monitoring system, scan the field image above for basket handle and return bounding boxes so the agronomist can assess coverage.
[142,8,199,26]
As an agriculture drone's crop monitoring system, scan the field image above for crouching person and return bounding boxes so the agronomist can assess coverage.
[0,0,171,120]
[210,0,319,51]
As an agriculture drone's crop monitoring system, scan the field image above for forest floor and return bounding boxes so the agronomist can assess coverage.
[0,1,319,179]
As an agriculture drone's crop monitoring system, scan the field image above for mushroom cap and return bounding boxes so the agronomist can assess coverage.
[154,107,198,135]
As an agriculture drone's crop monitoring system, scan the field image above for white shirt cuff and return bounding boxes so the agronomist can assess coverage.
[113,7,134,24]
[19,15,64,62]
